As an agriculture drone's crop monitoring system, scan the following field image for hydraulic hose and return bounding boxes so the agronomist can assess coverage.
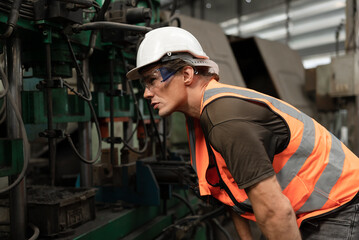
[172,192,195,215]
[116,52,149,155]
[0,98,7,124]
[145,99,166,160]
[169,0,178,17]
[0,66,30,195]
[65,102,102,164]
[0,67,9,98]
[64,35,102,164]
[28,223,40,240]
[212,218,234,240]
[0,0,23,39]
[65,35,92,101]
[120,80,149,155]
[72,21,152,33]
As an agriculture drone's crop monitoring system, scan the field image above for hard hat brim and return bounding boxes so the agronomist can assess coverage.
[126,67,142,80]
[126,53,219,81]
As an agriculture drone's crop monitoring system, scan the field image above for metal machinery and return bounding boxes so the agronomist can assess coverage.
[309,0,359,156]
[0,1,237,239]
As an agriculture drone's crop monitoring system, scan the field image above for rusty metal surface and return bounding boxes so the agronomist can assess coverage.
[27,186,96,236]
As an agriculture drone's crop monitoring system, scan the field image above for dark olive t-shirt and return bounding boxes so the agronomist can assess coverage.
[200,97,290,189]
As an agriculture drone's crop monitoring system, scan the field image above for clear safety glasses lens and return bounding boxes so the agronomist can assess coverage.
[140,67,180,89]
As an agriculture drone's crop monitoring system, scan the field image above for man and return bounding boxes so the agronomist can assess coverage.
[126,26,359,239]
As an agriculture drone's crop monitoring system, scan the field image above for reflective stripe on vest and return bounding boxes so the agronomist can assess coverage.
[203,86,346,214]
[187,80,359,226]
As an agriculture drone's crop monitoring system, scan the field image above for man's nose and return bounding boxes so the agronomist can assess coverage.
[143,87,153,99]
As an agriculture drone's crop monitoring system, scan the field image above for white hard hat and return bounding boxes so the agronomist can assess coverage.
[126,26,218,80]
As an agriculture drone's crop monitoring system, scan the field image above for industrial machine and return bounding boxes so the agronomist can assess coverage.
[307,0,359,156]
[2,1,348,239]
[0,1,237,239]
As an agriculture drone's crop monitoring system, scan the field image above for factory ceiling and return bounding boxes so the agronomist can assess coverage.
[160,0,347,69]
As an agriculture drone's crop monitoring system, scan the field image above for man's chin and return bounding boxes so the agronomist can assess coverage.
[158,109,172,117]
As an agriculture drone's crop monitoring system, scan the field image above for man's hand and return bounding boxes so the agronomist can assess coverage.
[246,175,302,240]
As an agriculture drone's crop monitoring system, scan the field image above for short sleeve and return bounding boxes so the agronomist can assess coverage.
[200,97,289,189]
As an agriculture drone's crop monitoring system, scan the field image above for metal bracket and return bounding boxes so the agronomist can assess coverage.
[105,89,124,97]
[39,129,65,139]
[36,78,64,90]
[103,137,123,144]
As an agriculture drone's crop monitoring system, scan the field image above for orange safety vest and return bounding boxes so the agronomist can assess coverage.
[186,80,359,226]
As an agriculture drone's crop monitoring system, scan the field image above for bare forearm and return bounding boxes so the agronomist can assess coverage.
[256,207,301,240]
[245,175,302,240]
[229,209,253,240]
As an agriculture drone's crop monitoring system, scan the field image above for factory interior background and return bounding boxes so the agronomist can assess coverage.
[0,0,356,239]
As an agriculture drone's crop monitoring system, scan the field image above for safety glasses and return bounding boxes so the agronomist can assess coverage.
[140,66,181,90]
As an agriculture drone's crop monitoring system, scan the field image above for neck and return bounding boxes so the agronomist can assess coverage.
[182,77,211,119]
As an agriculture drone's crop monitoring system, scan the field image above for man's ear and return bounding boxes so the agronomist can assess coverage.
[182,66,195,86]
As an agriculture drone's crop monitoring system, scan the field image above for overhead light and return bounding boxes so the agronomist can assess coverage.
[245,0,252,3]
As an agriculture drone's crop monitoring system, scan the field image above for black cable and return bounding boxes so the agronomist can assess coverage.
[64,35,92,101]
[121,81,149,154]
[211,218,234,240]
[0,98,7,124]
[63,80,91,101]
[145,99,166,160]
[63,34,102,164]
[65,101,102,164]
[156,205,228,239]
[172,192,195,215]
[72,21,152,33]
[117,52,149,155]
[205,221,214,240]
[0,67,9,98]
[169,0,178,17]
[199,205,227,221]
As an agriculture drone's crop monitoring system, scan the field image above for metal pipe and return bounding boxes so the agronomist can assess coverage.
[0,0,23,38]
[28,223,40,240]
[109,58,115,166]
[79,58,93,187]
[190,0,195,17]
[200,0,205,19]
[45,43,57,186]
[7,36,27,240]
[285,0,291,43]
[145,99,165,160]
